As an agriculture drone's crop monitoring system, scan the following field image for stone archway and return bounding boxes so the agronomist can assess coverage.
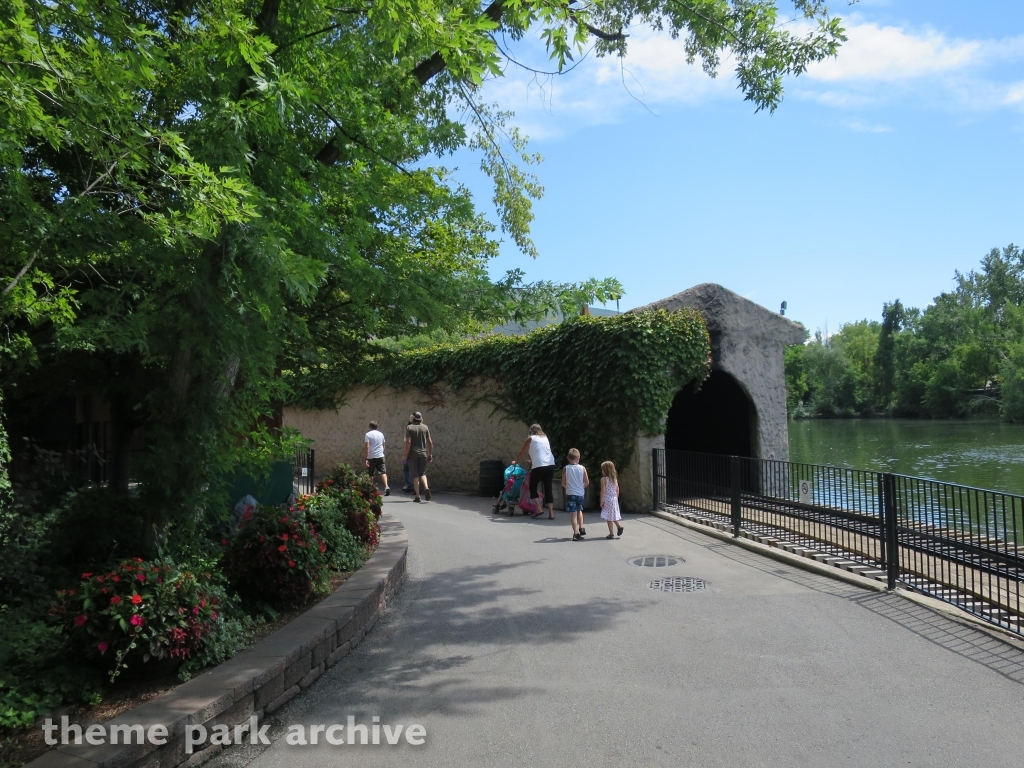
[664,370,758,458]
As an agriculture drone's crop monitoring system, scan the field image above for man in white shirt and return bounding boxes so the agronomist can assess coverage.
[364,421,390,496]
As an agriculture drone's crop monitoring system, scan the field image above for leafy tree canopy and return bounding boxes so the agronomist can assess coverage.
[0,0,846,527]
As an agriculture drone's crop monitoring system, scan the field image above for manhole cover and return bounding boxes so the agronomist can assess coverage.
[649,577,710,592]
[629,555,682,568]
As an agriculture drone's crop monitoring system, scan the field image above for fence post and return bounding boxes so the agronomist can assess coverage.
[730,456,741,538]
[651,448,660,511]
[882,473,899,590]
[309,448,315,494]
[876,474,887,568]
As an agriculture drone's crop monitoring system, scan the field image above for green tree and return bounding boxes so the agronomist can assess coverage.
[1,0,846,534]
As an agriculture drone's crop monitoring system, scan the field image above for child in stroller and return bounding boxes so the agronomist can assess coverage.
[492,463,531,515]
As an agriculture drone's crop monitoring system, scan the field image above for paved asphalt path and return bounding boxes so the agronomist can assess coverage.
[212,493,1024,768]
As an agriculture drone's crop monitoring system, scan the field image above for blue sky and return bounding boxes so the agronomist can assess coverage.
[443,1,1024,334]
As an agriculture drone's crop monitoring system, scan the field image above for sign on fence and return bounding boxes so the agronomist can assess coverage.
[799,479,812,505]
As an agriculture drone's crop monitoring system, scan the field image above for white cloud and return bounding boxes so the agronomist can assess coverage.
[843,119,893,134]
[473,16,1024,140]
[807,22,985,82]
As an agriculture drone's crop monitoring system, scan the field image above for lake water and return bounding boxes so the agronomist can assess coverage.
[788,419,1024,497]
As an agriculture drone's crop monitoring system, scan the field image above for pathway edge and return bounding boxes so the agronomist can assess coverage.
[25,517,409,768]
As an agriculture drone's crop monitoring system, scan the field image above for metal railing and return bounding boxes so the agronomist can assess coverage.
[294,448,315,496]
[653,449,1024,636]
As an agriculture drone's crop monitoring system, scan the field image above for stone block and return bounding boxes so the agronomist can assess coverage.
[207,693,253,730]
[283,653,311,690]
[179,743,220,768]
[157,675,234,726]
[158,736,186,768]
[326,642,350,668]
[23,751,99,768]
[310,635,334,668]
[264,685,300,715]
[298,663,322,689]
[254,674,284,710]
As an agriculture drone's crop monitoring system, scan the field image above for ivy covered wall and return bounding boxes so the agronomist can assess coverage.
[288,310,711,491]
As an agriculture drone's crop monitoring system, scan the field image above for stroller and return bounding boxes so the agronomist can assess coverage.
[492,464,528,515]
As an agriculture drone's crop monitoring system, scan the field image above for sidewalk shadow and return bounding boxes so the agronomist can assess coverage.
[641,517,1024,688]
[303,557,646,721]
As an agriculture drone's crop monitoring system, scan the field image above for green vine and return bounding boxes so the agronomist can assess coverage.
[291,310,710,473]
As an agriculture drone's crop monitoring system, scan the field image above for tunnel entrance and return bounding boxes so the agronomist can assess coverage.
[664,370,756,457]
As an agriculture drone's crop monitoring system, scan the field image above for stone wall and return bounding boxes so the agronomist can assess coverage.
[284,381,655,513]
[284,379,527,492]
[632,283,805,462]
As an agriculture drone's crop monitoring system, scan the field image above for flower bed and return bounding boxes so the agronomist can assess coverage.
[0,462,380,745]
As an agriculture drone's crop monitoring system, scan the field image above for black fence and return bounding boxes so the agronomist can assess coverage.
[653,449,1024,637]
[294,448,316,496]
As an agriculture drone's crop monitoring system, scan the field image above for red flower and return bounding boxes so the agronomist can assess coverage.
[112,576,120,582]
[96,576,104,583]
[110,595,121,605]
[288,560,296,568]
[210,612,218,620]
[281,533,289,541]
[136,572,146,582]
[81,572,92,578]
[130,614,144,627]
[258,535,266,542]
[97,641,109,653]
[73,615,88,627]
[101,587,109,594]
[278,545,287,552]
[221,538,229,546]
[130,594,142,605]
[133,557,143,562]
[319,542,326,553]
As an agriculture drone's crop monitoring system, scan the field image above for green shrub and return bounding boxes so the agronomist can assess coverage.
[222,506,328,608]
[46,488,146,587]
[299,493,368,572]
[320,464,382,516]
[0,605,102,729]
[316,472,380,547]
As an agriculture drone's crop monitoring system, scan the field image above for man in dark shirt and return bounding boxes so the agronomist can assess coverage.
[402,411,433,502]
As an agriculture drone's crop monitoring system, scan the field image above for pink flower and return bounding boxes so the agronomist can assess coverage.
[110,595,121,605]
[97,641,109,653]
[136,572,146,582]
[192,607,200,615]
[73,615,88,627]
[288,560,296,568]
[130,614,144,627]
[210,612,218,620]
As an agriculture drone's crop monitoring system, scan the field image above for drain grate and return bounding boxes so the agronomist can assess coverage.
[629,555,682,568]
[649,577,710,592]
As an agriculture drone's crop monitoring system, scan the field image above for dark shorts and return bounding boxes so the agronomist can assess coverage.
[367,457,386,476]
[529,464,555,503]
[409,454,428,478]
[565,495,584,513]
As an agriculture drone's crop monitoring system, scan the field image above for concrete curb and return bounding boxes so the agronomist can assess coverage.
[650,509,1024,651]
[28,517,408,768]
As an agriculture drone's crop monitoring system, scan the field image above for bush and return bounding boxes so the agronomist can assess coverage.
[52,557,231,681]
[0,605,102,729]
[320,463,382,516]
[222,506,328,608]
[316,471,380,548]
[298,493,368,572]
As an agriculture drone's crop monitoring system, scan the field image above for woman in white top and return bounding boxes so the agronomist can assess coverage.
[513,424,556,519]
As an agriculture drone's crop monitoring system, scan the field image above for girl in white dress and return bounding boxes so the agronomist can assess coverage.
[600,461,623,538]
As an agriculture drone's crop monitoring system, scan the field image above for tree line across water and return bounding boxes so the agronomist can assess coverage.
[786,245,1024,422]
